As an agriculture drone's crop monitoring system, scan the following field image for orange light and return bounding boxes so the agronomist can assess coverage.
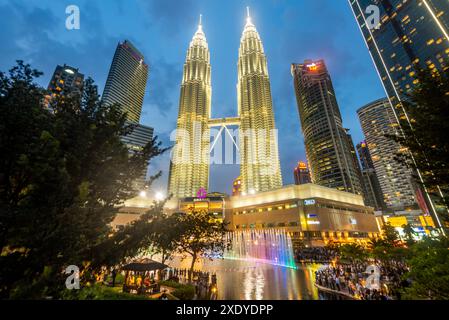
[306,63,318,71]
[298,161,307,170]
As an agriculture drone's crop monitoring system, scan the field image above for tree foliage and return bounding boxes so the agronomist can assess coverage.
[402,237,449,300]
[173,211,229,280]
[0,61,166,298]
[390,68,449,220]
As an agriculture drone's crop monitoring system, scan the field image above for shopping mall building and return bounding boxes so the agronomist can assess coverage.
[161,184,381,247]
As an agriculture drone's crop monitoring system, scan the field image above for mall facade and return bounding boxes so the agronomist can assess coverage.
[225,184,380,247]
[112,184,381,247]
[166,184,381,247]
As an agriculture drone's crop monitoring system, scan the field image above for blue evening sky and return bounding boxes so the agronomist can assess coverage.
[0,0,386,195]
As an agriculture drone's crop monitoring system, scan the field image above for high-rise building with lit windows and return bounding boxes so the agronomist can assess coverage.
[237,9,283,194]
[168,17,211,198]
[102,40,148,123]
[291,59,363,195]
[46,64,84,103]
[294,161,311,185]
[349,0,449,107]
[357,98,416,211]
[350,1,449,231]
[357,141,385,211]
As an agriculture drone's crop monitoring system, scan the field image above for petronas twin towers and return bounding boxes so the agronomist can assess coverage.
[169,9,282,198]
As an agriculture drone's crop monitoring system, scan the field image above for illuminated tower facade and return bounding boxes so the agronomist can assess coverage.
[357,98,416,210]
[291,60,363,195]
[47,64,84,100]
[294,161,311,185]
[168,17,211,198]
[350,0,449,233]
[237,9,282,193]
[349,0,449,110]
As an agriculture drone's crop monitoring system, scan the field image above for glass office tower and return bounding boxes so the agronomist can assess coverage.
[102,40,149,123]
[350,0,449,232]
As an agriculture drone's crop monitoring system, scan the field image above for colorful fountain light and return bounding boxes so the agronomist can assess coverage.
[224,229,297,269]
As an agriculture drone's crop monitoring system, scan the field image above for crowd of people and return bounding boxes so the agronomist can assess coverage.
[169,268,218,300]
[315,261,409,300]
[295,247,338,263]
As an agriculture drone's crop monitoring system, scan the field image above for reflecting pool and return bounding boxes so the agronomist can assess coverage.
[169,257,326,300]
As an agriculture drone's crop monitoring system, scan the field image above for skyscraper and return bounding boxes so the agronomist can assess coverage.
[121,123,154,190]
[168,17,211,198]
[350,0,448,232]
[357,98,416,211]
[237,9,282,194]
[102,40,153,193]
[349,0,449,109]
[46,64,84,103]
[294,161,311,185]
[102,40,149,123]
[357,141,375,172]
[291,59,363,195]
[357,141,385,211]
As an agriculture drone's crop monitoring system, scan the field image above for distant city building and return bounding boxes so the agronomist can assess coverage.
[121,123,154,191]
[232,176,242,196]
[294,161,311,185]
[357,141,385,211]
[46,64,84,103]
[357,141,374,171]
[291,59,363,195]
[102,40,148,123]
[346,130,365,192]
[357,98,417,211]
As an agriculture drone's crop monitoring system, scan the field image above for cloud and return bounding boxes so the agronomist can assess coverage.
[0,1,121,92]
[137,0,199,37]
[143,59,181,117]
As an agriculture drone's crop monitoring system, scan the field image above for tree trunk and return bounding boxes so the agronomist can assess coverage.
[189,252,197,283]
[161,249,166,265]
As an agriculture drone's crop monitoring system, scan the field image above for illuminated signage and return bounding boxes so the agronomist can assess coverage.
[306,63,318,71]
[304,199,316,206]
[307,221,320,225]
[307,214,317,218]
[196,187,207,199]
[350,218,357,225]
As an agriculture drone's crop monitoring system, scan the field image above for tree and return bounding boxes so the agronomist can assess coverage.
[402,224,417,246]
[382,222,401,247]
[173,211,228,282]
[147,213,183,265]
[368,223,405,263]
[339,243,367,263]
[0,61,167,298]
[402,237,449,300]
[389,68,449,222]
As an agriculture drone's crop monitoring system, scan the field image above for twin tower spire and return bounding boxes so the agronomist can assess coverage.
[168,8,282,198]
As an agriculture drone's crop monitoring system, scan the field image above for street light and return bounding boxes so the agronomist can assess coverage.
[155,191,165,201]
[139,190,147,198]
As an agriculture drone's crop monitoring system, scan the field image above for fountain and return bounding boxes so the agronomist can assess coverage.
[224,229,297,269]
